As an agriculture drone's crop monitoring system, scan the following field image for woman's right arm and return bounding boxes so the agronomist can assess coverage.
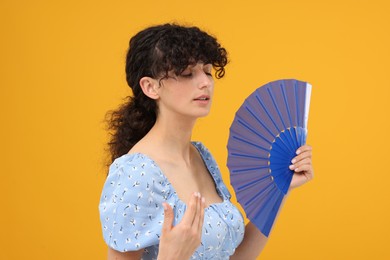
[107,192,205,260]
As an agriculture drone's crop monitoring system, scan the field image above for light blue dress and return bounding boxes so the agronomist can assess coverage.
[99,142,245,259]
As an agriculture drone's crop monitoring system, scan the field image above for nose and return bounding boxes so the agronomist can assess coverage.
[198,71,213,89]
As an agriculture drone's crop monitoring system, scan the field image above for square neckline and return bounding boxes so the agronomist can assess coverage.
[124,141,227,209]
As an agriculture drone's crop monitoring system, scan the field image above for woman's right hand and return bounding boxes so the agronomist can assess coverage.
[157,192,206,260]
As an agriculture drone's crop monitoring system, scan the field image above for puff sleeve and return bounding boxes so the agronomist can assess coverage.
[99,153,171,252]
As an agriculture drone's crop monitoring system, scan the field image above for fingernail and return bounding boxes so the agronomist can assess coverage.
[201,197,205,203]
[289,165,294,170]
[296,149,301,155]
[291,159,296,164]
[162,203,167,211]
[294,168,299,172]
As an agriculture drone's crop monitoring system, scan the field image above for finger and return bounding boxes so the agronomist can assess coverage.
[295,144,312,155]
[291,150,312,164]
[289,158,311,171]
[198,197,205,231]
[161,202,174,233]
[181,192,200,226]
[192,195,204,230]
[192,193,201,227]
[292,164,314,178]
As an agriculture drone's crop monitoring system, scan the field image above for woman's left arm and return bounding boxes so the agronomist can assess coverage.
[231,144,314,260]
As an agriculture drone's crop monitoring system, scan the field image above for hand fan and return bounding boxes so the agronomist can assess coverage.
[227,79,312,237]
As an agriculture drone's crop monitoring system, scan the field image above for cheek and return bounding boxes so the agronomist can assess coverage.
[210,83,215,95]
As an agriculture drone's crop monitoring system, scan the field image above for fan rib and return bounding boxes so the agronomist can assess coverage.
[281,130,297,154]
[232,166,269,173]
[237,118,272,145]
[267,87,287,130]
[230,152,269,160]
[244,182,274,207]
[256,192,284,236]
[245,105,275,138]
[280,171,293,193]
[270,161,291,168]
[270,153,286,164]
[249,187,278,220]
[295,81,301,127]
[279,132,295,154]
[230,170,266,176]
[231,135,270,153]
[281,81,294,127]
[255,95,281,133]
[236,175,272,191]
[304,84,312,129]
[288,128,299,149]
[272,137,293,155]
[271,166,292,177]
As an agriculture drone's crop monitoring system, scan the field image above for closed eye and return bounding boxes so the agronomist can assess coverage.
[180,73,193,78]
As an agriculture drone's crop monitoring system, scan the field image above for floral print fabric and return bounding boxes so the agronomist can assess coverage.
[99,142,245,259]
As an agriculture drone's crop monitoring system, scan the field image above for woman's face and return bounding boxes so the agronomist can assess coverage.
[156,63,214,119]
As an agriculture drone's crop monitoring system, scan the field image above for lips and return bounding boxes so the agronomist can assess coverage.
[194,95,210,101]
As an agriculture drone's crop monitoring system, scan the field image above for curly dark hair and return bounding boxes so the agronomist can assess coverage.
[105,23,228,164]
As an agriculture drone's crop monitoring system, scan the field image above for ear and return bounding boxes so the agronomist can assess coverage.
[139,77,160,100]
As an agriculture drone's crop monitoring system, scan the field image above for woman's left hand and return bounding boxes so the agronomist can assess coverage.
[289,144,314,189]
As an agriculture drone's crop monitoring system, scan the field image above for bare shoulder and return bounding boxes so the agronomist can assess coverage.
[128,139,157,156]
[128,139,168,168]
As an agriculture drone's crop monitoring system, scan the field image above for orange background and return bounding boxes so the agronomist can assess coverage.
[1,0,389,259]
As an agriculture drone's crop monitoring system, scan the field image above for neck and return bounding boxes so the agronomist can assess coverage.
[146,113,197,163]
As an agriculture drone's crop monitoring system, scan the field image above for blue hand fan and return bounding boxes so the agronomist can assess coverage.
[227,79,312,237]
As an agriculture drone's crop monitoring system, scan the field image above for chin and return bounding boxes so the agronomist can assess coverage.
[186,106,212,119]
[196,110,212,118]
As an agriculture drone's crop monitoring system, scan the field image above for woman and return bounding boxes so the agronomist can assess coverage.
[99,23,313,259]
